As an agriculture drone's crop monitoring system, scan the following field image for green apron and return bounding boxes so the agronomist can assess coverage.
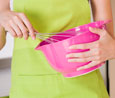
[0,97,9,98]
[9,0,109,98]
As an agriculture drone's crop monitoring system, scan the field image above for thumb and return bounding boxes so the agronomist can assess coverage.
[89,27,104,36]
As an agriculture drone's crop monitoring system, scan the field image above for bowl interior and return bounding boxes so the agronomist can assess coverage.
[39,31,78,46]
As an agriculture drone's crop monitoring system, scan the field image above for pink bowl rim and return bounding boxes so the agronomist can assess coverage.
[35,20,107,50]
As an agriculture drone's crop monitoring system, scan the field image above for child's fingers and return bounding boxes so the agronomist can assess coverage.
[17,13,36,40]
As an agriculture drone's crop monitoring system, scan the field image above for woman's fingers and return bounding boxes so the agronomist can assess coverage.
[89,27,106,37]
[9,19,23,38]
[13,15,29,40]
[68,56,101,62]
[5,25,17,37]
[69,41,99,49]
[76,61,102,71]
[66,48,99,58]
[69,27,106,50]
[0,11,36,40]
[17,13,36,40]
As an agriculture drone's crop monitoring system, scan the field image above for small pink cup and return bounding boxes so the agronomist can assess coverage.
[35,20,110,78]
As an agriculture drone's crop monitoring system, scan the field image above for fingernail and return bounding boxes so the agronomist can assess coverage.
[25,38,27,40]
[24,37,27,40]
[89,27,92,30]
[32,37,35,40]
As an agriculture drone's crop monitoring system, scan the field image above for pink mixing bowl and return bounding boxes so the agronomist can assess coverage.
[35,20,110,78]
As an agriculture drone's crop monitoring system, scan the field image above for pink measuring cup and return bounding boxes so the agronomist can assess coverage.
[35,20,110,78]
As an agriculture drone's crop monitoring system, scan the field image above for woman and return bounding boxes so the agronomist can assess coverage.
[0,0,114,98]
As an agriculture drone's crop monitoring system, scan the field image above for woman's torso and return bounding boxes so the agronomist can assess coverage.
[10,0,109,98]
[11,0,91,75]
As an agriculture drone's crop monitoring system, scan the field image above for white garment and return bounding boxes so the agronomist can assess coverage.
[10,0,13,11]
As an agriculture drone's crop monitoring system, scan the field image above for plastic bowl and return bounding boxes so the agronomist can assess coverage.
[35,20,110,78]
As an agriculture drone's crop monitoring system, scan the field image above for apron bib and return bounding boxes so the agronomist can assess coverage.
[9,0,109,98]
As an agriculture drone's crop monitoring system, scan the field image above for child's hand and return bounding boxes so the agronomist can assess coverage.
[66,27,115,71]
[0,10,36,40]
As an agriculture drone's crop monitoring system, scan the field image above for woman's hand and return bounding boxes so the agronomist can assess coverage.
[0,10,36,40]
[66,27,115,71]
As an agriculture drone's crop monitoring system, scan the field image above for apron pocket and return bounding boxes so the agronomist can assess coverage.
[10,70,109,98]
[10,74,63,98]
